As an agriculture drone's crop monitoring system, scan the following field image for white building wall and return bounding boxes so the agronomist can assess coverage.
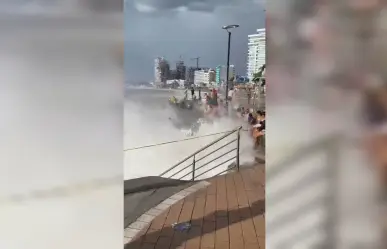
[247,28,266,81]
[194,70,214,86]
[154,58,162,83]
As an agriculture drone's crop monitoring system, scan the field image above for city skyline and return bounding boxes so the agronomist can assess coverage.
[125,0,265,83]
[153,56,235,87]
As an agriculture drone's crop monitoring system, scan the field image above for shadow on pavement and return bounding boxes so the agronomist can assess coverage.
[125,199,265,249]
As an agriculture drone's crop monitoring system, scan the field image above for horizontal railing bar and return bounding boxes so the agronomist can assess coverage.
[213,164,236,177]
[195,156,237,179]
[159,156,191,177]
[159,126,241,177]
[168,163,193,178]
[195,139,237,163]
[193,148,236,173]
[178,148,236,180]
[178,171,193,180]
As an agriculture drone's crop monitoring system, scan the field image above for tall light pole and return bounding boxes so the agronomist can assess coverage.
[222,24,239,107]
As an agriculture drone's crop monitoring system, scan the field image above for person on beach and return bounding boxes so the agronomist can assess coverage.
[190,86,195,99]
[248,112,258,125]
[210,88,218,106]
[228,87,234,101]
[246,88,252,105]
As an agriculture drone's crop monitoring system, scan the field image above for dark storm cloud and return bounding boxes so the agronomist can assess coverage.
[132,0,259,12]
[125,0,265,83]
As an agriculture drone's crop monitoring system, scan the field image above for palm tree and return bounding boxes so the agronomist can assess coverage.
[252,64,265,85]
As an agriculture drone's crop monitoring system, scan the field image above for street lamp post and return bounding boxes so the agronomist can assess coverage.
[222,24,239,107]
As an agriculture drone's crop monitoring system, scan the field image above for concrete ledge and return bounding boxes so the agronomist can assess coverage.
[124,176,190,195]
[124,181,211,245]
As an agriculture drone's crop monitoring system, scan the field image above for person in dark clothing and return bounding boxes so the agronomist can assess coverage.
[191,86,195,99]
[248,113,254,123]
[258,119,265,132]
[248,113,257,125]
[246,88,252,105]
[256,111,266,132]
[198,87,202,101]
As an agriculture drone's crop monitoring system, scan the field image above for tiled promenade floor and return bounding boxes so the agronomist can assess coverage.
[125,164,265,249]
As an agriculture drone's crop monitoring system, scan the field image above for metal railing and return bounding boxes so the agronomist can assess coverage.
[159,126,242,181]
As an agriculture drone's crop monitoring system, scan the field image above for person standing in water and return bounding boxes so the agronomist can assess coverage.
[246,87,252,105]
[190,85,195,99]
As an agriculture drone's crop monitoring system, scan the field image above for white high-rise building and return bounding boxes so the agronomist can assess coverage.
[247,28,265,81]
[194,69,216,86]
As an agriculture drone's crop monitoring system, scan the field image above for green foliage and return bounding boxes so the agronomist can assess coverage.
[252,64,265,84]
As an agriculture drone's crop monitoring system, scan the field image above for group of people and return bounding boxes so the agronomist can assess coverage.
[238,107,266,149]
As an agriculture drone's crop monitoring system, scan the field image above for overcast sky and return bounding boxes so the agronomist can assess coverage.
[125,0,265,83]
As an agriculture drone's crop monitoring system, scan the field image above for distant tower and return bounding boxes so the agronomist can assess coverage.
[176,57,186,80]
[154,57,170,85]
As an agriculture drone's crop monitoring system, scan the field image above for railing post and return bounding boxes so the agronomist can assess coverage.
[192,155,196,181]
[236,128,241,171]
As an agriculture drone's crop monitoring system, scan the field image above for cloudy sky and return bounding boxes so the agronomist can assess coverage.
[125,0,265,83]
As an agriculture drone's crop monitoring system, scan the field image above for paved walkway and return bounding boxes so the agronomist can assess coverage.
[125,164,265,249]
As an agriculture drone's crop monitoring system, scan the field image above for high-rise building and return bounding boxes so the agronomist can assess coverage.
[215,65,236,84]
[247,28,265,81]
[154,57,170,84]
[169,69,177,80]
[194,68,216,86]
[186,67,197,86]
[175,60,186,80]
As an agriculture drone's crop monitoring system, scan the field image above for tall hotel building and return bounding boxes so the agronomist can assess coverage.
[154,57,170,84]
[247,28,265,81]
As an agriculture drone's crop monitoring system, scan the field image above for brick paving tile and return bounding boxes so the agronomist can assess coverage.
[161,201,184,237]
[150,209,170,230]
[194,188,207,199]
[203,193,216,222]
[240,170,256,191]
[215,176,228,217]
[125,165,265,249]
[155,236,172,249]
[143,228,159,244]
[244,243,260,249]
[200,221,216,248]
[140,243,155,249]
[171,199,195,247]
[215,216,229,243]
[191,196,206,226]
[185,225,202,249]
[225,175,238,202]
[207,179,217,195]
[233,174,250,208]
[126,239,141,249]
[215,240,229,249]
[258,237,265,249]
[241,218,258,244]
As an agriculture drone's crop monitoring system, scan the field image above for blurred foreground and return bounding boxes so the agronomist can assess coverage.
[0,2,122,249]
[267,0,385,248]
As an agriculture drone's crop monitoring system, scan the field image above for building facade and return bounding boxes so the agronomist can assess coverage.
[175,60,186,80]
[154,57,170,84]
[194,69,216,86]
[186,67,198,86]
[247,28,265,81]
[166,79,185,88]
[215,65,236,84]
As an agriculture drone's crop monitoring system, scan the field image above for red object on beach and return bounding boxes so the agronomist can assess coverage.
[212,88,217,98]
